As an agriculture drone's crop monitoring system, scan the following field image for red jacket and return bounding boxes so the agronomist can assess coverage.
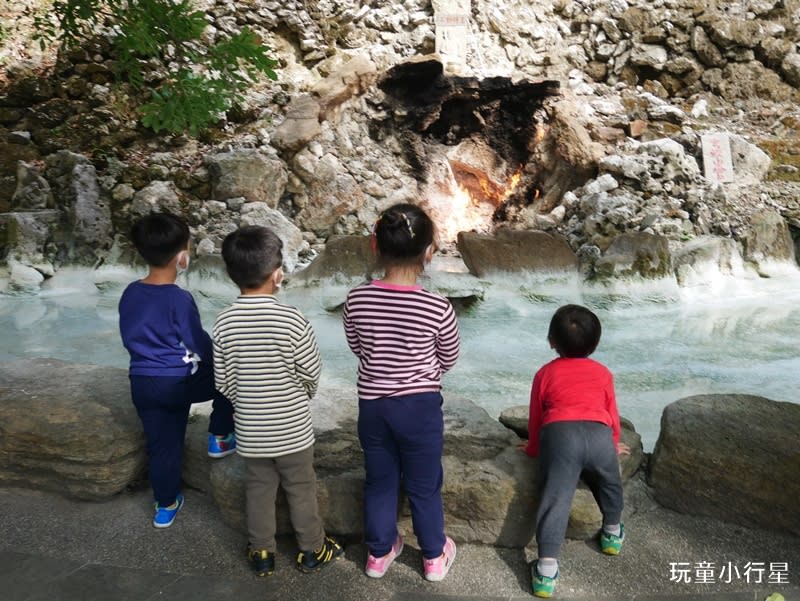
[525,357,621,457]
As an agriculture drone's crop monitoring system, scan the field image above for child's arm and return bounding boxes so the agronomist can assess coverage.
[176,293,213,361]
[436,302,460,373]
[524,371,544,457]
[295,320,322,399]
[604,371,622,451]
[342,298,360,356]
[212,324,233,403]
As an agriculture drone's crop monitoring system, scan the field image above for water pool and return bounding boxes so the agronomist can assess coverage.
[2,264,799,451]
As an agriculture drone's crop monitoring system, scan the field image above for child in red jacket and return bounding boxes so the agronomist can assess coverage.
[525,304,630,598]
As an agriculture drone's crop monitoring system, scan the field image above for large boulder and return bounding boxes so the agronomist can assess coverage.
[742,209,795,267]
[183,389,625,547]
[457,229,579,277]
[205,150,288,206]
[729,135,772,185]
[292,235,375,285]
[594,232,672,279]
[271,95,323,153]
[129,180,183,217]
[0,359,146,499]
[648,394,800,536]
[673,235,743,287]
[238,202,306,273]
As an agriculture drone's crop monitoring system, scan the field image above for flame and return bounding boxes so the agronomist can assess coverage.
[431,166,524,243]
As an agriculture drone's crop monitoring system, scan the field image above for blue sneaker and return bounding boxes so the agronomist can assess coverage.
[153,494,184,528]
[208,432,236,458]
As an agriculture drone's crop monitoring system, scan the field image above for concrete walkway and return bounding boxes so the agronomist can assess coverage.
[0,482,797,601]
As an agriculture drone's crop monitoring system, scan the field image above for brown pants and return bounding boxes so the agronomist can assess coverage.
[244,446,325,552]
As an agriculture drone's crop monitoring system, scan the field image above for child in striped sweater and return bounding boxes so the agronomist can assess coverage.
[343,203,460,581]
[214,225,343,577]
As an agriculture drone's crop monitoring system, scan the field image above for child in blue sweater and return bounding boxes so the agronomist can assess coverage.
[119,212,235,528]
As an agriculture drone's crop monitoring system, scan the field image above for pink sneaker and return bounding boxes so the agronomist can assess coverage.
[365,535,403,578]
[423,536,457,582]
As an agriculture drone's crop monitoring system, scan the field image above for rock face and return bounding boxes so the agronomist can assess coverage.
[648,394,800,536]
[182,390,635,547]
[44,150,113,263]
[0,359,146,500]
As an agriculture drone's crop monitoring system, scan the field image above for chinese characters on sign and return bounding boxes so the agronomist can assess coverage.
[668,561,790,585]
[701,132,734,185]
[433,0,470,68]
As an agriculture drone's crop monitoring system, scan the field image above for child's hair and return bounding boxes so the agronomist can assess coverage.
[221,225,283,290]
[548,304,602,358]
[373,203,434,267]
[131,212,190,267]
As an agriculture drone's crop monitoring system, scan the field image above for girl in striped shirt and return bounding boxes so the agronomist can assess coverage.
[343,203,460,582]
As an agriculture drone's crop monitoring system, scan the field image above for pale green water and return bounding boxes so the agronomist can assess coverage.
[2,265,799,451]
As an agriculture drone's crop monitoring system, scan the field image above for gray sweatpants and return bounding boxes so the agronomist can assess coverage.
[244,446,325,553]
[535,420,623,559]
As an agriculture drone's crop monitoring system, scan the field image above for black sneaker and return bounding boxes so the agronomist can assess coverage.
[247,545,275,577]
[296,536,344,573]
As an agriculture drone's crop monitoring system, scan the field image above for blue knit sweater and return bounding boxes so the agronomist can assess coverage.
[119,281,212,376]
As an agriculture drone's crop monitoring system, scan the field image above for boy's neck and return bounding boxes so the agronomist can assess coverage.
[240,281,278,296]
[141,265,177,285]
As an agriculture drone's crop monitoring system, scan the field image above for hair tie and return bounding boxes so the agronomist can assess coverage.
[401,213,415,239]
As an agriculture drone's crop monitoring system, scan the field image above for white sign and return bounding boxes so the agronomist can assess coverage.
[701,132,734,184]
[433,0,470,67]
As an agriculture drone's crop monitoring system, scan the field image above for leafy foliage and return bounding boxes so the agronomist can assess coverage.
[32,0,278,135]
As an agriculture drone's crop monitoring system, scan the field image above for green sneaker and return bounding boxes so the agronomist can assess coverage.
[296,536,344,573]
[600,523,625,555]
[532,562,558,598]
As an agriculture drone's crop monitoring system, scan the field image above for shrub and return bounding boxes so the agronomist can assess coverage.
[33,0,278,135]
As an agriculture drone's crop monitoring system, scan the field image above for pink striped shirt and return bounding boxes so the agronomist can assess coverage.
[343,280,460,400]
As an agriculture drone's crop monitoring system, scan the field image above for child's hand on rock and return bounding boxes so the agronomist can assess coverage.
[616,442,631,456]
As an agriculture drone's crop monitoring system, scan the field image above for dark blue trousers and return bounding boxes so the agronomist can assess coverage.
[130,362,234,507]
[358,392,446,559]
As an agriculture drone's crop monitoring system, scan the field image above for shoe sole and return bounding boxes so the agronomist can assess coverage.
[153,519,176,529]
[365,541,404,578]
[208,448,237,458]
[602,547,621,555]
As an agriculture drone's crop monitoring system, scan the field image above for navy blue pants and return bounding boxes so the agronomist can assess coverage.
[358,392,446,559]
[130,362,234,507]
[535,420,623,558]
